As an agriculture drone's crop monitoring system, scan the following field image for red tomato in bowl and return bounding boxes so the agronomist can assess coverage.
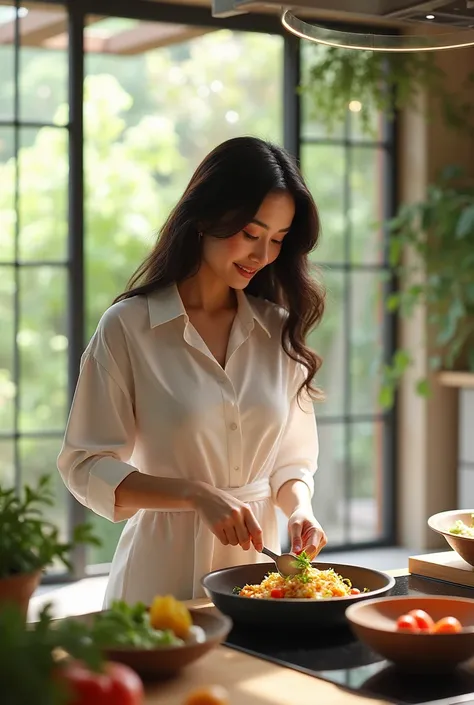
[58,661,144,705]
[407,609,435,632]
[431,617,462,634]
[396,614,419,632]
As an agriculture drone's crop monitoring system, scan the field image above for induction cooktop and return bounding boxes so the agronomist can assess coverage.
[224,574,474,705]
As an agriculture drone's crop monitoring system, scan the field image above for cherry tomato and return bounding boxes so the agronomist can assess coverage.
[407,609,435,632]
[396,614,420,632]
[350,588,361,595]
[184,685,230,705]
[271,588,285,599]
[431,616,462,634]
[59,660,144,705]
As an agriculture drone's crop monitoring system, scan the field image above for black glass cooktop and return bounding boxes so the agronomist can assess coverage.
[224,575,474,705]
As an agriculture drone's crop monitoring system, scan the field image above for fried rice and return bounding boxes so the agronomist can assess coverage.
[238,565,357,600]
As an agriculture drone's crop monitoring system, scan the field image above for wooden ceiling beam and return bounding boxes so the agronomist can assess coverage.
[0,9,66,45]
[103,21,213,54]
[0,9,213,53]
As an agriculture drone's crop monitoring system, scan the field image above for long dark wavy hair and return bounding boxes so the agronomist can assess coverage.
[115,136,325,399]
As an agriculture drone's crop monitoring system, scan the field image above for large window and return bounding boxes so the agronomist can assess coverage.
[0,0,396,580]
[301,43,396,548]
[0,2,70,551]
[83,19,284,565]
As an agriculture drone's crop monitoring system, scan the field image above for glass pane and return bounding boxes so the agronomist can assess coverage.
[85,17,138,43]
[350,272,386,416]
[19,127,68,261]
[87,513,124,566]
[84,25,283,338]
[0,439,15,487]
[300,43,344,140]
[19,4,68,125]
[350,147,386,265]
[312,422,347,546]
[302,144,346,263]
[0,266,15,433]
[0,4,15,120]
[19,436,68,544]
[349,104,382,142]
[348,421,385,543]
[0,126,15,262]
[309,269,345,417]
[18,266,68,432]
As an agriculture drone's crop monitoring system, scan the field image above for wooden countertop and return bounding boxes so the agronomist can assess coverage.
[144,637,388,705]
[144,572,408,705]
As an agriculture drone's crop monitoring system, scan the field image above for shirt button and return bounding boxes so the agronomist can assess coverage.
[234,466,240,472]
[229,422,238,431]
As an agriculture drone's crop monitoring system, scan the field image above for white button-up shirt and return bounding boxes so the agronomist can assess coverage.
[57,285,319,604]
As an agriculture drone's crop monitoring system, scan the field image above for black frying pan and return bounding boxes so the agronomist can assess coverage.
[201,561,396,629]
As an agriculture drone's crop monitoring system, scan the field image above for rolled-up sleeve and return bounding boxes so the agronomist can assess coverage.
[269,369,319,502]
[57,353,138,523]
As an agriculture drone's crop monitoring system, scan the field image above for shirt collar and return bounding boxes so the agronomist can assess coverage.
[147,284,271,338]
[235,289,271,338]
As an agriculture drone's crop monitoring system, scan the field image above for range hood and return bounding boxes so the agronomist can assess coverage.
[212,0,474,51]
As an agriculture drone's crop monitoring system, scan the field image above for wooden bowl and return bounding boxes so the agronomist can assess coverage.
[346,596,474,673]
[76,608,232,680]
[428,509,474,567]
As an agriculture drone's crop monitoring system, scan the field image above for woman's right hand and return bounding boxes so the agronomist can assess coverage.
[192,482,263,551]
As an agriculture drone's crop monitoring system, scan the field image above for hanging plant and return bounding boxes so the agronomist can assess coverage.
[379,165,474,409]
[300,46,474,137]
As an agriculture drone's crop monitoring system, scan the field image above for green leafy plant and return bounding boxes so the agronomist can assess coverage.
[380,165,474,408]
[0,474,101,578]
[0,603,103,705]
[301,46,474,137]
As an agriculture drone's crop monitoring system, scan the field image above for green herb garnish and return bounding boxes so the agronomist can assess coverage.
[232,586,242,595]
[291,550,313,573]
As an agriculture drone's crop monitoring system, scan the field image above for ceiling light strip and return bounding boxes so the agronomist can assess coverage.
[281,10,474,52]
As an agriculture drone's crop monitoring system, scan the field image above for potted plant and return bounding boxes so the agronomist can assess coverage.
[379,165,474,408]
[0,602,143,705]
[0,474,101,615]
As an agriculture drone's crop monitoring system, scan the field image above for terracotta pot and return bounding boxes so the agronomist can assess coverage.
[0,570,42,617]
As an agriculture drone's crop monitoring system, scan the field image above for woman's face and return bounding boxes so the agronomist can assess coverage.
[201,190,295,290]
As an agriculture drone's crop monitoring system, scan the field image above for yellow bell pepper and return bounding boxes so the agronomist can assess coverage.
[149,594,192,639]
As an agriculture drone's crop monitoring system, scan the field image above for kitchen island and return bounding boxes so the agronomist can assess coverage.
[145,568,474,705]
[28,566,474,705]
[145,572,408,705]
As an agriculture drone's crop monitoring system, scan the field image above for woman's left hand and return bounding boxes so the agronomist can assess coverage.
[288,507,327,560]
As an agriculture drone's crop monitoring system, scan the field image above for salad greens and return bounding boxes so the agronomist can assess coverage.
[449,514,474,538]
[87,600,184,649]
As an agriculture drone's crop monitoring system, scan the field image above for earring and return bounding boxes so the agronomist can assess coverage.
[198,231,203,238]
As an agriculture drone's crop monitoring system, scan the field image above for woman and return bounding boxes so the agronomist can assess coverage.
[57,136,327,606]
